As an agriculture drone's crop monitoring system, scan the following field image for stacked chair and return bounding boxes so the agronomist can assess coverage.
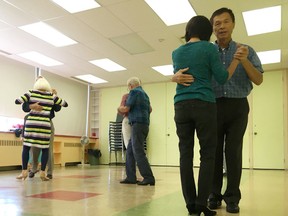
[108,121,124,164]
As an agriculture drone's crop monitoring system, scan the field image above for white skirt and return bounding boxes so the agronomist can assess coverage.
[122,116,131,148]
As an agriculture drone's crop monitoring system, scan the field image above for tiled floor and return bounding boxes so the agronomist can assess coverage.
[0,165,287,216]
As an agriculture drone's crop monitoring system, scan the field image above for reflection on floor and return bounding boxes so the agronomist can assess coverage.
[0,165,287,216]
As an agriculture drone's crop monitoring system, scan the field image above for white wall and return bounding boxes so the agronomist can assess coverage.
[0,55,87,136]
[0,56,35,119]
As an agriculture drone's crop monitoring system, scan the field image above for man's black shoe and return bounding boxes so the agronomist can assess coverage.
[120,179,138,184]
[208,198,222,209]
[47,174,53,179]
[29,169,39,178]
[137,179,155,186]
[29,171,35,178]
[226,202,240,213]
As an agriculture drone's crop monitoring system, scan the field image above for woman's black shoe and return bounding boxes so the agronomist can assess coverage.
[196,206,216,216]
[187,204,197,215]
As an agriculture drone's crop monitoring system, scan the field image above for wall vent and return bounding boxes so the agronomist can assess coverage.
[0,140,22,146]
[64,142,81,147]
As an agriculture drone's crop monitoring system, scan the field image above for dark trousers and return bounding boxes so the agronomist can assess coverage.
[31,121,55,175]
[125,123,154,182]
[174,99,217,207]
[22,145,49,171]
[211,97,249,204]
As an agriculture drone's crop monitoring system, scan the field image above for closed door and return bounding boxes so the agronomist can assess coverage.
[252,71,284,169]
[166,82,180,166]
[145,82,180,166]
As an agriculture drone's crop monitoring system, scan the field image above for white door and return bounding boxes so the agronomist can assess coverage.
[252,71,284,169]
[166,82,180,166]
[145,82,180,166]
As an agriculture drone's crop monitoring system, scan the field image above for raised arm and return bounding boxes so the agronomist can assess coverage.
[226,59,240,80]
[15,92,31,105]
[54,96,68,107]
[51,89,62,112]
[234,45,263,85]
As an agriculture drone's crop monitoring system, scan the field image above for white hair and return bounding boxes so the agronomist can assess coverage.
[33,76,52,92]
[127,77,141,87]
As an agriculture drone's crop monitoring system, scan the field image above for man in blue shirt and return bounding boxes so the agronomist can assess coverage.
[172,7,263,214]
[118,77,155,186]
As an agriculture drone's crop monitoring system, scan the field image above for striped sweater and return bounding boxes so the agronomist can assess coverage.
[15,90,68,148]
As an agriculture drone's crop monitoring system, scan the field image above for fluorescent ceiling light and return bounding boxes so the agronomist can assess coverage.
[89,58,126,72]
[145,0,196,26]
[19,22,77,47]
[242,6,281,36]
[75,74,107,84]
[17,51,63,66]
[52,0,100,13]
[152,65,173,76]
[257,50,281,65]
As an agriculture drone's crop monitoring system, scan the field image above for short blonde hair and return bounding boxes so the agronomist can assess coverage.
[127,77,141,87]
[33,76,52,92]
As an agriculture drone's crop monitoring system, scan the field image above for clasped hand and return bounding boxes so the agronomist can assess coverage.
[234,44,249,62]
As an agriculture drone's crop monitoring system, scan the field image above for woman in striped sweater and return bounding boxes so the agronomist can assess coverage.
[15,76,68,181]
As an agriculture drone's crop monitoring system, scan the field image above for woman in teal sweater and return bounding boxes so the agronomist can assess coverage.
[172,16,239,216]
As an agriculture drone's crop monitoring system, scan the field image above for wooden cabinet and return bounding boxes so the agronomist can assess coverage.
[0,132,22,167]
[53,135,99,166]
[0,132,99,168]
[53,141,62,165]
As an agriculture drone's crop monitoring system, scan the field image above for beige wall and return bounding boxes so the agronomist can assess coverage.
[99,71,288,169]
[284,70,288,169]
[1,54,287,169]
[0,55,87,136]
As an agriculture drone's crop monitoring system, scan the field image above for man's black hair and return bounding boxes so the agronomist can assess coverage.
[210,7,235,24]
